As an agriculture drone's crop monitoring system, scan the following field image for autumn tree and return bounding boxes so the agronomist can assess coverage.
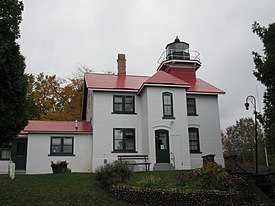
[252,22,275,157]
[222,117,266,169]
[26,72,83,121]
[0,0,28,146]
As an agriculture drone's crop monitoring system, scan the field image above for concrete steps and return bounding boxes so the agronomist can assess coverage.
[153,163,175,171]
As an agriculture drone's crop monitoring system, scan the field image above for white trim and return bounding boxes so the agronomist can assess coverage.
[88,88,138,93]
[143,83,190,88]
[152,124,172,130]
[188,123,200,128]
[186,92,224,95]
[138,83,189,95]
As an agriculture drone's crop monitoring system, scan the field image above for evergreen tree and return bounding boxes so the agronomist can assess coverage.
[0,0,28,146]
[252,22,275,157]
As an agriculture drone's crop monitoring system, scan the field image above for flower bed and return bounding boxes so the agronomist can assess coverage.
[50,161,69,173]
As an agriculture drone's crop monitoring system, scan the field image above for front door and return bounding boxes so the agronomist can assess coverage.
[155,129,170,163]
[11,138,27,170]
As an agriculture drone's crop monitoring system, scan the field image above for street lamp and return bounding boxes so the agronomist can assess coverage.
[244,95,258,175]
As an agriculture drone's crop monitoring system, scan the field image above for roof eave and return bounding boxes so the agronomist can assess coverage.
[186,91,226,95]
[26,131,93,135]
[137,83,190,96]
[88,88,139,93]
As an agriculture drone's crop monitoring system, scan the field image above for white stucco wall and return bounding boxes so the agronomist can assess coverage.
[26,133,92,174]
[92,91,140,171]
[139,90,149,156]
[145,86,191,170]
[187,94,224,168]
[88,88,224,171]
[0,161,9,174]
[85,90,93,122]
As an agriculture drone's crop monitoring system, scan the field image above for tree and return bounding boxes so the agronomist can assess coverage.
[222,118,266,170]
[252,22,275,157]
[0,0,28,146]
[26,72,83,121]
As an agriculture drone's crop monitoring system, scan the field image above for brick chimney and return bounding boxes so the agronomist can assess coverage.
[117,54,126,75]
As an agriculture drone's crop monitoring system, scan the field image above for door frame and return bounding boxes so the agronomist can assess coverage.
[11,138,28,170]
[155,129,170,163]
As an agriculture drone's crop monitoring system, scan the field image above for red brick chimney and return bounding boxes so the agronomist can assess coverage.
[117,54,126,75]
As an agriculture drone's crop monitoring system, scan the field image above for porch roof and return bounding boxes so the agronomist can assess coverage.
[20,120,92,134]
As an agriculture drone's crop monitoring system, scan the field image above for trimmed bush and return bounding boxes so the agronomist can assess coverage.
[95,161,132,188]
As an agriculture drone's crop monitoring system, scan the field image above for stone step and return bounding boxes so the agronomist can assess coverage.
[153,163,175,171]
[15,170,26,175]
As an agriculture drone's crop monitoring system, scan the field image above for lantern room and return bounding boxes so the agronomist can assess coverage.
[157,37,201,71]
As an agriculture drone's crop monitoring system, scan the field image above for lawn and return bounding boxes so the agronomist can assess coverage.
[124,170,185,189]
[0,170,208,205]
[0,173,132,206]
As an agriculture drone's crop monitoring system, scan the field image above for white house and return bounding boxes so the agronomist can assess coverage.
[0,37,225,174]
[0,121,92,174]
[82,37,225,172]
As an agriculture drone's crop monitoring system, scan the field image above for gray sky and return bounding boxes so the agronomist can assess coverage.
[19,0,275,129]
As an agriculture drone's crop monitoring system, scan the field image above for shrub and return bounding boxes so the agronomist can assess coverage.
[139,176,161,188]
[177,162,229,190]
[95,161,132,188]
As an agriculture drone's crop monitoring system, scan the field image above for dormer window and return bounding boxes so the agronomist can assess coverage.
[113,95,135,114]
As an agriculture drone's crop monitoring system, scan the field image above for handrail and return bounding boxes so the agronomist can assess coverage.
[157,49,200,67]
[170,152,175,168]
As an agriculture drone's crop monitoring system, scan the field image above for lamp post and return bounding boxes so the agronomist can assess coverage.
[244,95,258,175]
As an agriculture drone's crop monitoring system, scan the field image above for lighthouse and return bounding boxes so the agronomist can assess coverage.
[157,37,201,84]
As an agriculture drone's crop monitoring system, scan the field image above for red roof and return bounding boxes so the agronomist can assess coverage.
[84,72,224,94]
[21,120,92,134]
[85,73,149,90]
[188,79,225,94]
[144,71,189,86]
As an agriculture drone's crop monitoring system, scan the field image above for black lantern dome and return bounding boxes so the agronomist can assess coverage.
[165,36,190,60]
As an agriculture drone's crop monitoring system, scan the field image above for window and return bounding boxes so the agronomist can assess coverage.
[113,95,135,114]
[50,136,74,155]
[0,144,11,159]
[189,128,200,153]
[187,97,197,116]
[113,128,135,152]
[162,92,174,118]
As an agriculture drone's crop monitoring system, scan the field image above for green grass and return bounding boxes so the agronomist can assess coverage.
[0,171,190,205]
[0,173,132,206]
[123,170,188,189]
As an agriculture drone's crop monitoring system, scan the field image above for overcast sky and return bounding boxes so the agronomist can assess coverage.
[18,0,275,129]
